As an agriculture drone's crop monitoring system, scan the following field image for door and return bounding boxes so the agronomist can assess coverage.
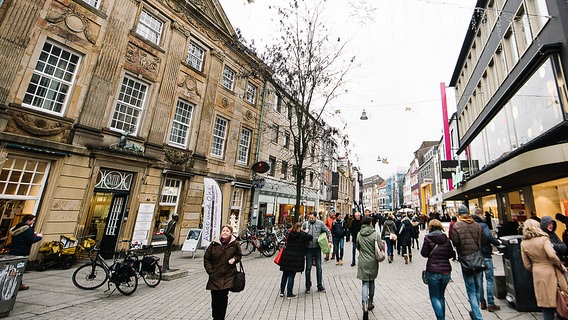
[99,194,128,259]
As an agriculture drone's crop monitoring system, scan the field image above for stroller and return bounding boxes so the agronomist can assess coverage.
[36,235,95,271]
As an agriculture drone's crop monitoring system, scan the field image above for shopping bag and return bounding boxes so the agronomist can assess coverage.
[318,233,330,254]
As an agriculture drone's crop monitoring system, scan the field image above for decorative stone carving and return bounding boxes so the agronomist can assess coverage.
[189,0,208,13]
[172,21,190,37]
[245,110,253,120]
[177,74,201,98]
[45,4,96,44]
[221,98,229,108]
[211,49,225,61]
[125,43,161,75]
[165,148,192,165]
[8,110,70,137]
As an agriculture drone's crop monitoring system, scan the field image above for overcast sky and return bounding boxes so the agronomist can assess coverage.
[218,0,476,179]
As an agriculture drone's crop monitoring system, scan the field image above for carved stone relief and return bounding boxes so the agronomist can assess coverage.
[125,43,161,75]
[165,147,192,165]
[6,110,70,142]
[45,4,97,44]
[177,74,201,98]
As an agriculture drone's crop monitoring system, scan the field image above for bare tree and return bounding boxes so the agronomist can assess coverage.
[262,0,354,222]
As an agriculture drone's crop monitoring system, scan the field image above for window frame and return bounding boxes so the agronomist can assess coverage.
[168,98,195,147]
[210,116,229,158]
[135,8,164,45]
[22,40,82,116]
[237,127,252,165]
[109,75,149,135]
[221,66,236,91]
[185,41,205,72]
[245,82,257,105]
[82,0,101,9]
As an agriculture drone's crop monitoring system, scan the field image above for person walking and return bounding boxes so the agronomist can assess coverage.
[472,208,501,312]
[521,219,568,320]
[399,214,414,264]
[421,219,455,320]
[279,222,312,299]
[332,212,348,266]
[540,215,567,261]
[450,204,485,320]
[325,210,336,261]
[356,216,381,320]
[381,213,397,263]
[9,214,42,291]
[350,212,362,266]
[302,211,332,294]
[204,225,242,320]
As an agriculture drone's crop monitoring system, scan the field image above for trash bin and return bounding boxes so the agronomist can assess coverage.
[500,235,540,312]
[0,256,28,318]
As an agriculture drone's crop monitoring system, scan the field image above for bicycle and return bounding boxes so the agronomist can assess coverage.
[125,244,162,287]
[71,241,138,296]
[240,231,277,257]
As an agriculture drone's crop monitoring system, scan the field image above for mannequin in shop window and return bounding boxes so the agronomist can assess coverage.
[163,214,179,272]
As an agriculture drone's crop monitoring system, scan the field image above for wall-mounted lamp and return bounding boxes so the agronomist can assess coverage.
[360,110,368,120]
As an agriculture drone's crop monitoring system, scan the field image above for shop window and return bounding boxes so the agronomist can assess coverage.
[154,178,181,246]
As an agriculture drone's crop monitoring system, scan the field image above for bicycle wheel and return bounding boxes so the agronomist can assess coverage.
[141,262,162,287]
[239,240,254,256]
[115,272,138,296]
[72,262,108,290]
[261,240,277,257]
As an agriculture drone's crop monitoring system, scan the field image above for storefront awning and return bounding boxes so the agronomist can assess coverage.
[257,178,317,201]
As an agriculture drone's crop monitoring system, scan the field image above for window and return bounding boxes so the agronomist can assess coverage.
[169,99,194,147]
[271,125,279,144]
[221,66,236,91]
[110,76,148,134]
[268,156,276,176]
[186,42,205,71]
[245,82,257,104]
[274,94,282,113]
[83,0,101,9]
[237,128,251,164]
[291,165,297,182]
[136,9,163,45]
[281,161,288,180]
[0,157,49,197]
[210,116,228,157]
[23,41,81,115]
[284,132,290,149]
[231,188,243,208]
[287,105,292,120]
[160,178,181,205]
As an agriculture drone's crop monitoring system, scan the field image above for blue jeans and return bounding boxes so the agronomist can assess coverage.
[426,272,451,320]
[305,247,323,289]
[480,257,495,306]
[280,271,296,297]
[385,238,394,257]
[333,237,344,261]
[362,280,375,303]
[463,270,484,320]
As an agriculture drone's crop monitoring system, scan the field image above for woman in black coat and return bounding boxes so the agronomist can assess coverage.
[279,222,313,299]
[399,215,414,264]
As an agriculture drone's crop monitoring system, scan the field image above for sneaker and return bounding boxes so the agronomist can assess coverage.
[286,294,297,300]
[279,293,284,297]
[317,287,326,293]
[335,261,339,265]
[339,260,343,265]
[487,304,501,312]
[305,289,311,294]
[480,301,487,310]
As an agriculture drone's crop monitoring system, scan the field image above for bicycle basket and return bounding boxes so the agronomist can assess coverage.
[141,256,159,272]
[38,241,60,255]
[111,260,137,283]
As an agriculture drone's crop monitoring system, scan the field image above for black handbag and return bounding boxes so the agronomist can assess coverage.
[230,261,245,292]
[422,244,439,284]
[459,251,486,274]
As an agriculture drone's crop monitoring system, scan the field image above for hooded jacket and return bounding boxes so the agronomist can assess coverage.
[540,216,567,257]
[472,215,501,258]
[398,217,413,246]
[421,230,454,274]
[204,235,242,291]
[9,223,42,256]
[381,218,397,239]
[450,215,484,257]
[356,224,379,281]
[279,231,312,273]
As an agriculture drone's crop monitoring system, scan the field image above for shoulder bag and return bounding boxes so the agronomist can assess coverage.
[422,243,439,284]
[387,225,397,241]
[458,226,486,274]
[374,234,386,263]
[557,288,568,319]
[230,261,246,292]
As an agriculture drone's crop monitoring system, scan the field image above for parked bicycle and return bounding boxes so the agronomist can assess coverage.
[125,243,162,287]
[71,241,138,296]
[240,231,277,257]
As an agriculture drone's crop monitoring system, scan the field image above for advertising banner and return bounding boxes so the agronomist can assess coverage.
[201,178,222,247]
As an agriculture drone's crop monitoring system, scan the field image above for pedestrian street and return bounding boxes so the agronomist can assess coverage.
[11,237,539,320]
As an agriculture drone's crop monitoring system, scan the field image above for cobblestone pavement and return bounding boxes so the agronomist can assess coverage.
[9,233,540,320]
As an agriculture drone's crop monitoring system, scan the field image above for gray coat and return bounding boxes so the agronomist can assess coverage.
[302,220,331,249]
[356,224,379,281]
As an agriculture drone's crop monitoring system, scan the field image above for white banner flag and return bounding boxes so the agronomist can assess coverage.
[201,178,222,247]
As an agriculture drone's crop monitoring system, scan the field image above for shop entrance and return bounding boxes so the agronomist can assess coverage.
[87,192,129,259]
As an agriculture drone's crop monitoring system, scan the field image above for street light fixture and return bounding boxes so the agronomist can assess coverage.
[360,109,368,120]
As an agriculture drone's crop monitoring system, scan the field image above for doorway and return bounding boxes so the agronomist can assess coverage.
[87,192,128,259]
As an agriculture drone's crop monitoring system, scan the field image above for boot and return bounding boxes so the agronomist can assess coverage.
[362,302,369,320]
[409,254,413,262]
[368,298,375,311]
[388,256,393,263]
[404,254,408,264]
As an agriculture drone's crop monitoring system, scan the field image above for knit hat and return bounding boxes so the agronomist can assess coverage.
[457,205,470,215]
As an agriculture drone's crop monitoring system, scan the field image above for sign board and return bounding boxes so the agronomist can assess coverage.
[201,178,222,247]
[423,178,433,184]
[181,229,202,252]
[131,203,155,247]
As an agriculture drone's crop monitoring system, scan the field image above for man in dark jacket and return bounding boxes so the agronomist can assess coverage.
[331,213,348,266]
[450,205,485,320]
[473,208,501,312]
[540,215,567,260]
[349,212,362,266]
[9,214,42,290]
